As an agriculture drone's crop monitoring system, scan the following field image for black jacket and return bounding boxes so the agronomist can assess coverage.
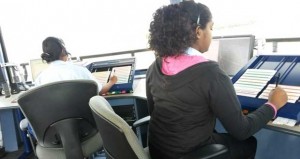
[146,58,274,158]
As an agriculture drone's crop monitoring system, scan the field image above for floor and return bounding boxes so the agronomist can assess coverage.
[0,129,106,159]
[0,130,106,159]
[1,146,35,159]
[1,146,106,159]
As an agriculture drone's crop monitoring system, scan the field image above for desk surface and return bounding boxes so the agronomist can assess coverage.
[0,93,21,110]
[107,78,300,136]
[0,79,146,109]
[104,78,146,100]
[1,78,300,136]
[0,93,23,152]
[132,78,300,136]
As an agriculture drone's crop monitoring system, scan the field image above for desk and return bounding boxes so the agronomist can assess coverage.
[111,78,300,159]
[2,78,300,158]
[104,79,148,146]
[0,93,22,152]
[105,77,146,100]
[266,121,300,137]
[109,78,300,136]
[0,79,147,152]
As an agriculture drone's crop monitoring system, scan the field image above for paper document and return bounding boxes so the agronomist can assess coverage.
[112,66,132,84]
[234,69,276,98]
[272,117,297,127]
[259,84,300,103]
[92,70,111,83]
[92,66,132,84]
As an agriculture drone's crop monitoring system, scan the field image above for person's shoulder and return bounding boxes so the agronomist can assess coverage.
[192,61,228,79]
[146,58,160,75]
[191,60,219,72]
[149,58,159,68]
[67,62,89,70]
[203,61,223,72]
[199,60,218,67]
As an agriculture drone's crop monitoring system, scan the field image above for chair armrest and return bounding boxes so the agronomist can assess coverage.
[132,116,150,128]
[180,144,228,159]
[19,118,29,131]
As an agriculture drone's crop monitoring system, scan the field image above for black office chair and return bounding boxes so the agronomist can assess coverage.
[17,80,103,159]
[89,96,229,159]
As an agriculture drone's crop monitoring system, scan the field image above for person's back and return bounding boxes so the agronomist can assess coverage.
[25,36,118,139]
[35,60,96,86]
[146,1,288,159]
[147,60,222,154]
[35,37,117,94]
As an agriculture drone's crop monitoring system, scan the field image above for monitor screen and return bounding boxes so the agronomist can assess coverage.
[204,35,255,76]
[29,58,49,82]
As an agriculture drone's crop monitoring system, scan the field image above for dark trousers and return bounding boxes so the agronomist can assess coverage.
[149,133,257,159]
[211,133,257,159]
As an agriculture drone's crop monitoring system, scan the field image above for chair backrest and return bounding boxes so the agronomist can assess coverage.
[17,80,99,159]
[89,96,149,159]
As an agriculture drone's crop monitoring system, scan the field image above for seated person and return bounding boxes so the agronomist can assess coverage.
[25,36,117,138]
[146,1,288,159]
[35,36,117,94]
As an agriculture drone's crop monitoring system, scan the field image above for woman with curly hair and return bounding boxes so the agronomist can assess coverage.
[146,1,287,159]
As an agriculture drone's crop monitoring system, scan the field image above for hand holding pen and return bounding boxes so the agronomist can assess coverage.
[268,86,288,110]
[268,73,287,110]
[108,69,118,84]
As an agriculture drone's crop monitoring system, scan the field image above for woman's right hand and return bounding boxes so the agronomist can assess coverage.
[108,75,118,85]
[268,86,288,110]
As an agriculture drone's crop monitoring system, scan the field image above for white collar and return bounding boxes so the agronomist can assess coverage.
[185,47,207,59]
[49,60,68,65]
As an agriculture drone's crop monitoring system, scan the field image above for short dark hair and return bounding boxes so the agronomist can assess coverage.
[41,37,68,63]
[148,1,212,57]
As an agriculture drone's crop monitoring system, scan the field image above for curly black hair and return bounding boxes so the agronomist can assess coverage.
[148,1,212,57]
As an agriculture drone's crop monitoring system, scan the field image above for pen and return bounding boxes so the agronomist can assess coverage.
[275,73,280,87]
[111,69,115,77]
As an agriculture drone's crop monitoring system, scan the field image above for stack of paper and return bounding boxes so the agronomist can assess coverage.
[259,84,300,103]
[92,66,132,84]
[234,69,277,98]
[272,117,297,127]
[92,69,111,84]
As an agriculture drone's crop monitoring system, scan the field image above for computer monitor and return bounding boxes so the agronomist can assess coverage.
[29,58,49,82]
[204,35,255,76]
